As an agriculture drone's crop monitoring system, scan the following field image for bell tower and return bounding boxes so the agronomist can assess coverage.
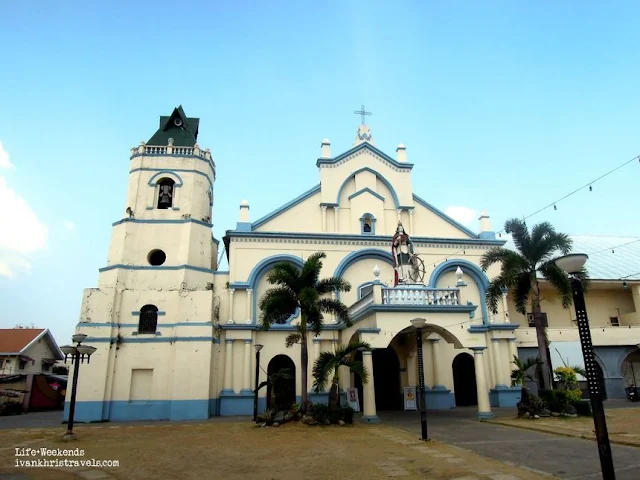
[68,106,220,423]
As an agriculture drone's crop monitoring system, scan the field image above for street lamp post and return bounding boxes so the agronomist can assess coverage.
[253,344,263,422]
[555,253,616,480]
[410,318,429,441]
[60,334,97,440]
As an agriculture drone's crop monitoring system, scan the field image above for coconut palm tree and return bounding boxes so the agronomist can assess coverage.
[312,341,370,410]
[259,252,352,409]
[511,355,543,407]
[481,218,589,390]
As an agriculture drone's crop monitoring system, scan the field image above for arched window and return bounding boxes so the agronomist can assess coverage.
[157,178,175,209]
[139,305,158,334]
[360,213,376,235]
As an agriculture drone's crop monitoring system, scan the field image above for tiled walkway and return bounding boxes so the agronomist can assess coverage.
[379,408,640,480]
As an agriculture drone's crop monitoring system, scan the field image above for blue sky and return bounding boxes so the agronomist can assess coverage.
[1,1,639,345]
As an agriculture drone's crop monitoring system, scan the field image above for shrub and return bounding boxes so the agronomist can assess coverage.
[564,388,583,404]
[554,366,578,386]
[312,403,329,424]
[340,406,355,424]
[526,395,547,418]
[574,400,592,416]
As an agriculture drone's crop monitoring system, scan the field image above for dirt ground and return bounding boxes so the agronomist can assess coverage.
[489,407,640,447]
[0,421,557,479]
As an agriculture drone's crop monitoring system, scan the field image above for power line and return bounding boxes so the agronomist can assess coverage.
[621,271,640,280]
[587,238,640,255]
[421,153,640,271]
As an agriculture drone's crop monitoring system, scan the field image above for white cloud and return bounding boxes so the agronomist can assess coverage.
[0,141,15,170]
[0,175,48,279]
[63,220,76,232]
[445,205,480,228]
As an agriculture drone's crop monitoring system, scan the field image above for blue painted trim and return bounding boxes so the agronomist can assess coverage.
[218,321,343,331]
[398,205,415,210]
[357,280,382,299]
[77,322,213,328]
[130,152,216,177]
[469,346,487,352]
[334,248,393,279]
[361,415,381,423]
[490,386,521,408]
[316,142,414,171]
[64,399,212,422]
[251,184,321,229]
[348,187,384,202]
[350,303,477,324]
[83,336,215,343]
[224,230,506,246]
[468,324,519,333]
[219,392,255,416]
[112,218,213,228]
[413,194,484,240]
[319,202,339,207]
[357,327,381,334]
[213,270,228,275]
[228,282,250,289]
[479,231,496,240]
[245,254,305,324]
[477,411,495,420]
[131,167,214,188]
[236,222,252,232]
[335,167,400,207]
[425,389,456,409]
[99,264,218,274]
[429,259,490,324]
[131,311,166,316]
[147,170,184,187]
[359,213,377,235]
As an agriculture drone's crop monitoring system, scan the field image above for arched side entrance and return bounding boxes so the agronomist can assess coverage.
[267,355,296,410]
[621,350,640,398]
[453,353,477,406]
[354,347,402,411]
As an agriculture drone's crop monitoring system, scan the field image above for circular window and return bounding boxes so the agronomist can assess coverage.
[148,250,166,266]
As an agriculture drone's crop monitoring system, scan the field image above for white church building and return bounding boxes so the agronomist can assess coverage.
[65,107,640,423]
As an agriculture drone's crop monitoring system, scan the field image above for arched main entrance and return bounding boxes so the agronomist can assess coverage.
[267,355,296,410]
[453,353,477,406]
[354,347,402,411]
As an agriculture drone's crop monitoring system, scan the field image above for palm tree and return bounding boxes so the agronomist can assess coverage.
[257,367,293,411]
[481,218,589,390]
[511,355,543,406]
[312,341,370,410]
[259,252,352,409]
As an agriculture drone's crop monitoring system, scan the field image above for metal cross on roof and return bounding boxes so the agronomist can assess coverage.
[354,104,372,125]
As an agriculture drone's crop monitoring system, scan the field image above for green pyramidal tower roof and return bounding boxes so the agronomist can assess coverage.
[147,105,200,147]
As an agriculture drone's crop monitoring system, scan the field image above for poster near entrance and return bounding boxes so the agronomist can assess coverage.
[404,386,417,411]
[346,388,360,412]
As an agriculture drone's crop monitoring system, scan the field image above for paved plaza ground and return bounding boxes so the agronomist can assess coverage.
[2,420,552,480]
[0,403,639,479]
[380,405,640,479]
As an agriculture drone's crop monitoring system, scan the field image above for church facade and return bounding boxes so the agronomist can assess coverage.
[65,107,640,423]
